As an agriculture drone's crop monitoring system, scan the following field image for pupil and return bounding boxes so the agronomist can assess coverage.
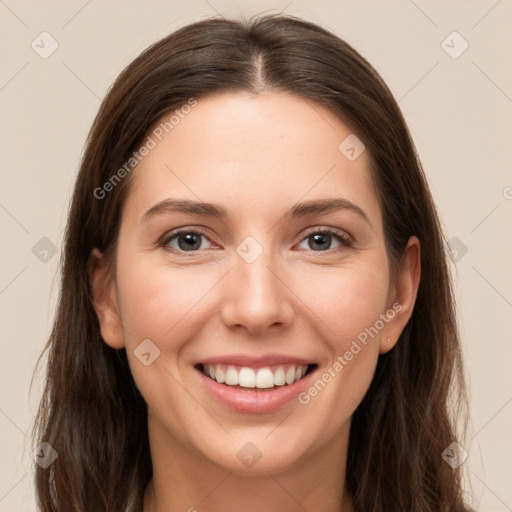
[179,233,201,251]
[311,233,330,250]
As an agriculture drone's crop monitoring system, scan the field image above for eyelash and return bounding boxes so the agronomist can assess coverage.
[158,227,353,256]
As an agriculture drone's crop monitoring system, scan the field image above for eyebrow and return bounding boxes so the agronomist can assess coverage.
[142,197,373,229]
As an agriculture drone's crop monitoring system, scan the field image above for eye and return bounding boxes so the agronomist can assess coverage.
[159,227,353,255]
[296,228,352,252]
[161,229,214,253]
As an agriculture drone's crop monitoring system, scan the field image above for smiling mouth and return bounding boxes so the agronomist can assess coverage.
[196,363,317,390]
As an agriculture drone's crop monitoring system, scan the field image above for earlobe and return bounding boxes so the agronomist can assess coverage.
[379,236,421,354]
[88,248,125,349]
[379,337,397,354]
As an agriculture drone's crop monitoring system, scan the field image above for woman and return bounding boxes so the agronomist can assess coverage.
[33,13,470,512]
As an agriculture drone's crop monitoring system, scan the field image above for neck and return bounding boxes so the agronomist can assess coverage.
[143,416,355,512]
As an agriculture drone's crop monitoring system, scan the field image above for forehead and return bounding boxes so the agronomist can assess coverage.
[124,91,382,231]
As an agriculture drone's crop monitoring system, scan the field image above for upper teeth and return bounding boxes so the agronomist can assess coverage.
[202,364,308,388]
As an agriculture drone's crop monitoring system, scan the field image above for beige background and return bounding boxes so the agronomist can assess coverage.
[1,1,511,510]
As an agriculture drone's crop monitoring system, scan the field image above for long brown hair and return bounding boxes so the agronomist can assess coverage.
[32,13,470,511]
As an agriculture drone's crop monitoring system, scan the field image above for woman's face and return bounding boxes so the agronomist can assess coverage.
[92,91,419,474]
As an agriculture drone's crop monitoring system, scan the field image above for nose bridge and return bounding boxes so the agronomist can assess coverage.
[220,235,293,334]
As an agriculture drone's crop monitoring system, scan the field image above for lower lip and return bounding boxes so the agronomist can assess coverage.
[196,367,316,414]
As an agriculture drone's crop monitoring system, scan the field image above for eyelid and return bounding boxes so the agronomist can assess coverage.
[299,225,352,243]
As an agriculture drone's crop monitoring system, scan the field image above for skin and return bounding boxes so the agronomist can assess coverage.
[90,91,420,512]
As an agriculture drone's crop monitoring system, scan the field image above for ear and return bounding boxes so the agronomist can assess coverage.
[88,248,125,349]
[379,236,421,354]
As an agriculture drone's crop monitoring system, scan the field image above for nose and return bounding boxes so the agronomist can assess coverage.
[219,246,294,336]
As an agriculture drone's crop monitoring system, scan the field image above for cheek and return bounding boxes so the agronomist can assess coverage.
[292,269,387,437]
[301,260,390,345]
[116,256,215,344]
[115,258,215,412]
[294,261,387,405]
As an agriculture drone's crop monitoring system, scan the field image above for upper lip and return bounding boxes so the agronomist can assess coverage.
[195,353,316,368]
